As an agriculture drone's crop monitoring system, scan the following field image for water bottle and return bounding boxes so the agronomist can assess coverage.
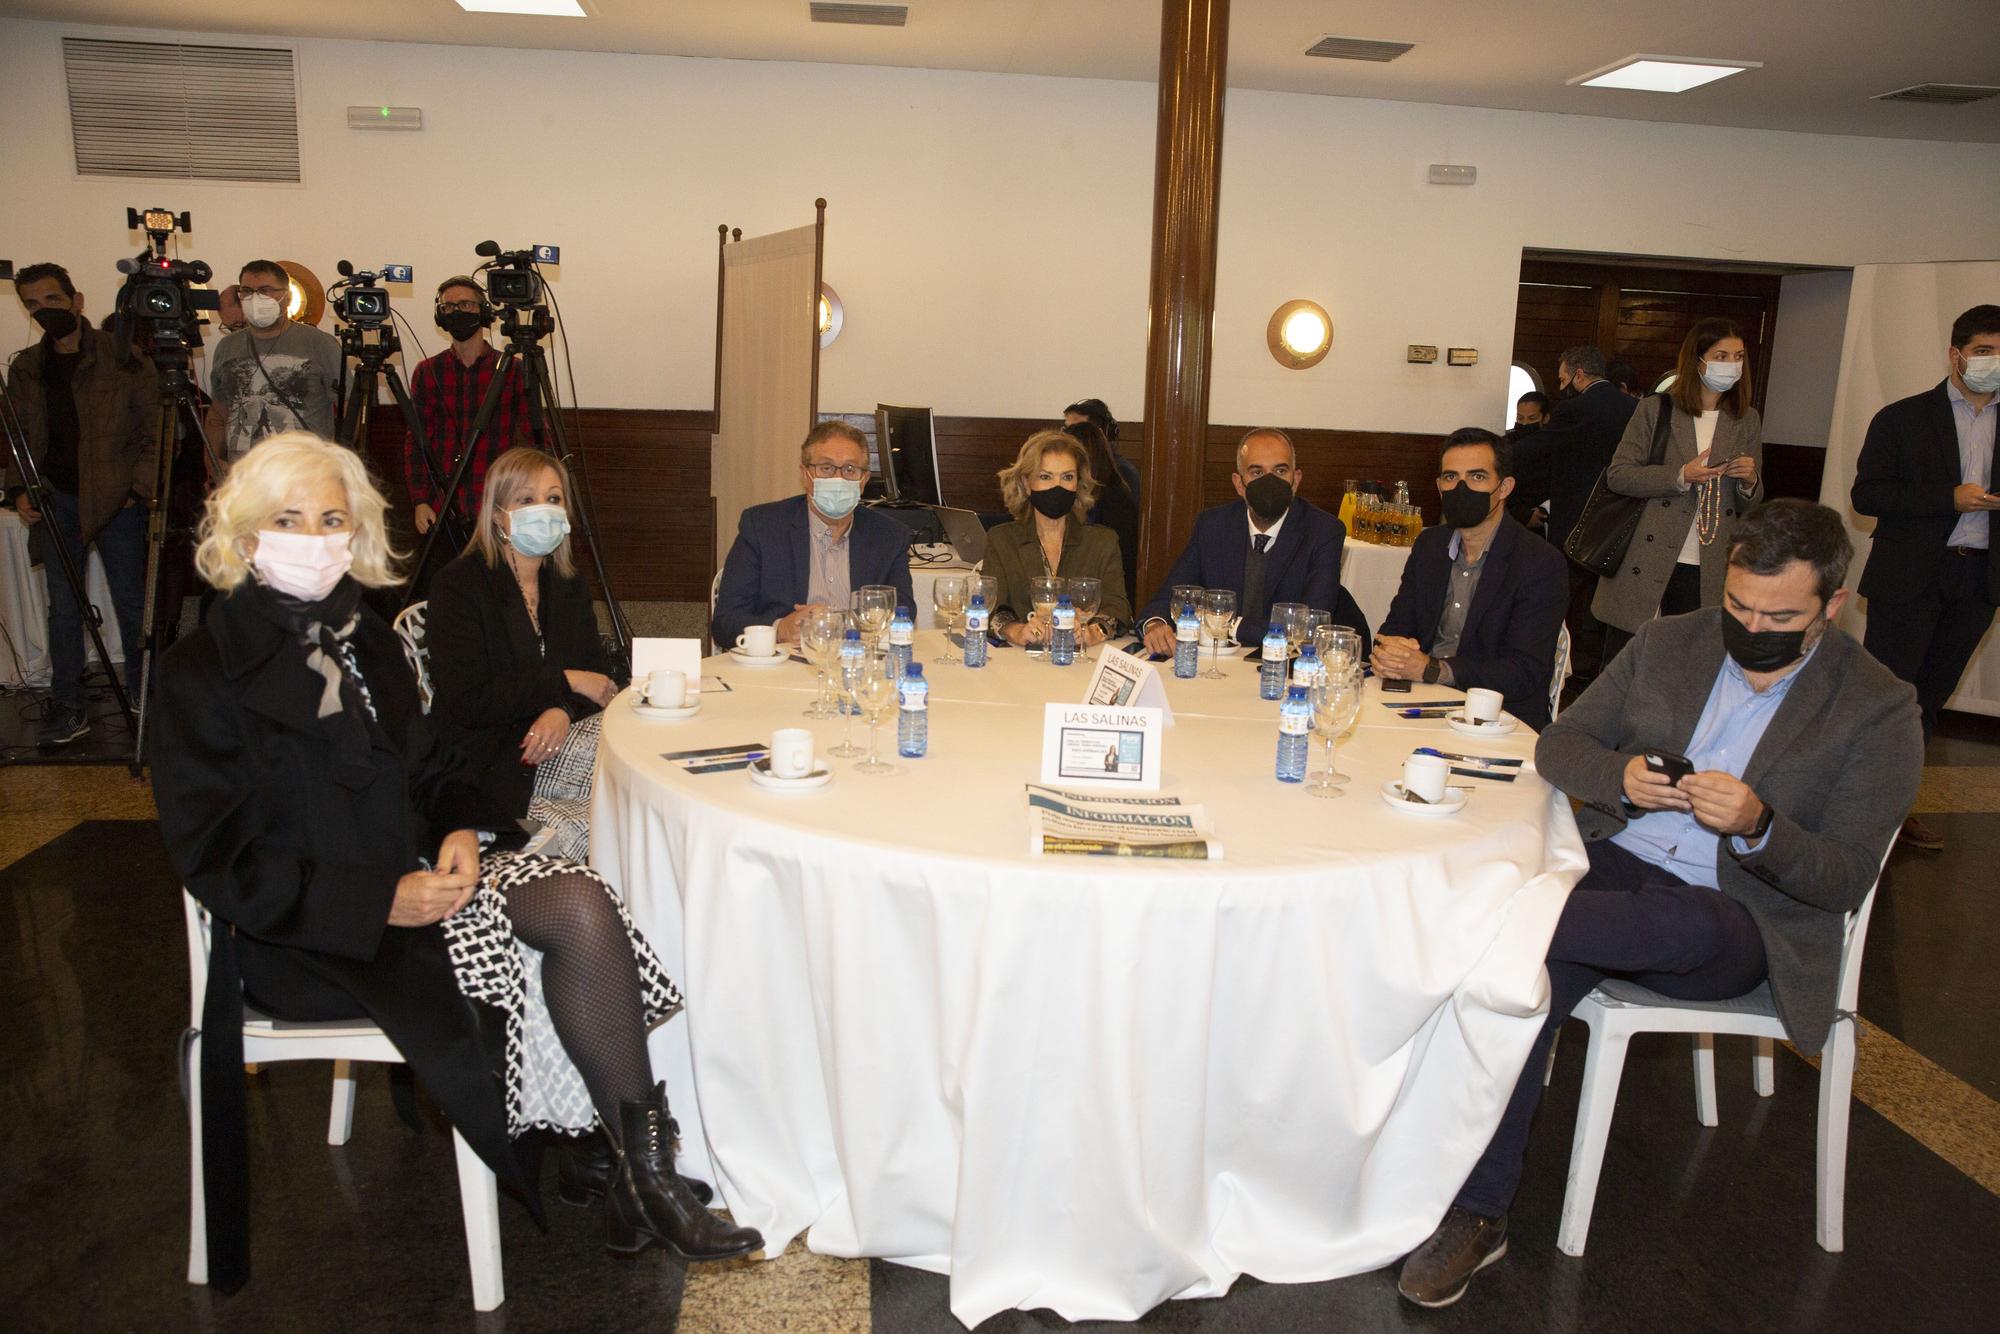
[1173,601,1200,679]
[1277,685,1311,782]
[1050,594,1077,667]
[888,604,915,678]
[838,628,864,714]
[897,663,929,758]
[1260,624,1289,700]
[1291,643,1323,731]
[963,594,989,668]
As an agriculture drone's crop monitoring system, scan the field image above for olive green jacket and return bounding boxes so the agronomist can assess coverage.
[981,515,1133,634]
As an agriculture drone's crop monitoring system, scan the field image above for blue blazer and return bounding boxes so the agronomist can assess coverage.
[711,495,916,647]
[1139,497,1347,645]
[1378,514,1570,730]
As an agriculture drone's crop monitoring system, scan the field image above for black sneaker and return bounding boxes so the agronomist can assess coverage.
[37,705,90,747]
[1397,1206,1508,1308]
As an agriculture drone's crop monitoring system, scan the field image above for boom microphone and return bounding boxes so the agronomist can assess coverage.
[337,259,356,277]
[474,240,501,258]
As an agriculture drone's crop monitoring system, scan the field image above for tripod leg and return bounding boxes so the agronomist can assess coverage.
[404,349,515,606]
[383,364,466,552]
[521,347,630,663]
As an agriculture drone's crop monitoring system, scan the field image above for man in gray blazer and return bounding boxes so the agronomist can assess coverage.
[1398,499,1922,1309]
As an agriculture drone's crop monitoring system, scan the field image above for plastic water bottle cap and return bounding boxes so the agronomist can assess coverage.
[907,663,924,677]
[844,629,860,640]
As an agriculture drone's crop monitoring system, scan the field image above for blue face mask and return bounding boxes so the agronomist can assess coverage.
[505,502,570,558]
[811,477,862,521]
[1699,360,1743,394]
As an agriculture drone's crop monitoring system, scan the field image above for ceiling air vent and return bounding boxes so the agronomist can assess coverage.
[63,36,300,183]
[1872,83,2000,105]
[810,3,908,25]
[1305,36,1414,63]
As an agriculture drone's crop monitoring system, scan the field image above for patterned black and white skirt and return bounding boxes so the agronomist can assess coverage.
[437,848,679,1138]
[525,710,601,863]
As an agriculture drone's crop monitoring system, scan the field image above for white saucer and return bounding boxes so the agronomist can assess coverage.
[632,698,700,720]
[1209,643,1241,658]
[1447,712,1517,737]
[1379,779,1469,816]
[729,649,788,668]
[747,757,832,791]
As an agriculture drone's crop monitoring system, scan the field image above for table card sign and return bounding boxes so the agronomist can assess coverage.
[1040,703,1164,791]
[1082,645,1174,726]
[631,637,704,692]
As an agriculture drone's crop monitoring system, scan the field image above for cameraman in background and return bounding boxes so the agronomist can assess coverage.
[4,263,157,745]
[205,259,340,465]
[407,275,538,538]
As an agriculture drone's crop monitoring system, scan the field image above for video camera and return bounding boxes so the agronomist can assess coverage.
[330,260,392,328]
[113,207,220,390]
[475,240,557,308]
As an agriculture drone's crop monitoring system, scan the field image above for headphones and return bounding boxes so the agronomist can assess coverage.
[434,276,495,329]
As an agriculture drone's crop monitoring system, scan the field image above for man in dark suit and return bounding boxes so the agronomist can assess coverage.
[1540,346,1638,679]
[1851,304,2000,852]
[1372,428,1570,730]
[1397,500,1922,1309]
[1137,428,1349,653]
[711,420,916,648]
[1503,391,1550,533]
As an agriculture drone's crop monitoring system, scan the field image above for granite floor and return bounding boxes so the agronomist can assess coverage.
[0,701,1994,1333]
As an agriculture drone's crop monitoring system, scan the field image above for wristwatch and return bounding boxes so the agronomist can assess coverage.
[1747,802,1775,842]
[1422,658,1443,685]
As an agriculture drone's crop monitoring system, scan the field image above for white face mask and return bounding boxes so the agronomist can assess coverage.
[1699,359,1743,394]
[1958,353,2000,395]
[243,293,283,329]
[251,529,353,601]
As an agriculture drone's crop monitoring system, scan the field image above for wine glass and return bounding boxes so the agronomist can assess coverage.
[1066,576,1102,640]
[1171,584,1203,622]
[828,638,869,759]
[800,606,847,719]
[932,575,968,665]
[1315,625,1361,679]
[855,584,896,650]
[852,656,900,775]
[1269,602,1308,660]
[1309,667,1363,797]
[1305,609,1331,640]
[1028,575,1063,648]
[1198,588,1236,679]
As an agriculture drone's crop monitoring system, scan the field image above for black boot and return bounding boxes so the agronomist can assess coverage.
[558,1128,713,1206]
[605,1082,763,1261]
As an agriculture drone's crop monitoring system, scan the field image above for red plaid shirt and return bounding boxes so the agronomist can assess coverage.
[405,343,539,515]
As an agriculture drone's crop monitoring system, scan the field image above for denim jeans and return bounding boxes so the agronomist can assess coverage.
[39,490,147,711]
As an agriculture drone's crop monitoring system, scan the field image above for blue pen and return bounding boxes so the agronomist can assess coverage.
[1397,708,1453,719]
[687,751,767,774]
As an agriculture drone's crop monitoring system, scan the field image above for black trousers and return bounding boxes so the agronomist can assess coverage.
[1563,559,1610,677]
[1863,551,1996,741]
[1601,562,1703,668]
[1453,839,1768,1218]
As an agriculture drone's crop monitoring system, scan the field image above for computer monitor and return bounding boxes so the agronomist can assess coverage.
[875,403,944,508]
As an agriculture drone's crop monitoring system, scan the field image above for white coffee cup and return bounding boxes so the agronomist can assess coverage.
[645,668,686,709]
[1403,752,1451,804]
[1465,688,1505,724]
[770,728,814,780]
[736,625,778,658]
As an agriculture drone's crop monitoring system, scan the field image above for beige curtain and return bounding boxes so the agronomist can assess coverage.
[1823,260,2000,716]
[714,224,818,569]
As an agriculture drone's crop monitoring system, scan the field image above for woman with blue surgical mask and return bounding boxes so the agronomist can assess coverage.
[1592,317,1766,664]
[425,446,622,863]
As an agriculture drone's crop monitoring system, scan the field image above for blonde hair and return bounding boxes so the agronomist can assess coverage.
[998,429,1097,523]
[473,446,576,577]
[194,432,402,591]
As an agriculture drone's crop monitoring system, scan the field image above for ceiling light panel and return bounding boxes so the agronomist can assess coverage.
[1570,56,1761,94]
[455,1,588,17]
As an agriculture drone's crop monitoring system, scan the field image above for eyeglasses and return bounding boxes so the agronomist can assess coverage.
[241,285,288,299]
[438,299,484,314]
[807,461,868,481]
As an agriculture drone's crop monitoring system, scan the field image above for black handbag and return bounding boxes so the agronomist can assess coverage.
[1564,392,1674,576]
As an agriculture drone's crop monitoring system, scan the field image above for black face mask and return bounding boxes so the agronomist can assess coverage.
[1244,473,1293,522]
[1440,482,1496,529]
[437,308,490,342]
[1721,609,1817,673]
[1029,485,1076,520]
[32,307,79,339]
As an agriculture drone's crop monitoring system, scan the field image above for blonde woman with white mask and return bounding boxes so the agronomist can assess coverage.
[152,433,760,1296]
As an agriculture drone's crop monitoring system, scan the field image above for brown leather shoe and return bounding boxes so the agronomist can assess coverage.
[1397,1206,1508,1308]
[1899,814,1944,852]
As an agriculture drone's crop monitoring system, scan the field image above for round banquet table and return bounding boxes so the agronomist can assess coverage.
[1339,537,1412,636]
[591,632,1585,1326]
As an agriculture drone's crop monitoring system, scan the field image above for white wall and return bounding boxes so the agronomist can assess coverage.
[1761,270,1854,446]
[3,17,1998,437]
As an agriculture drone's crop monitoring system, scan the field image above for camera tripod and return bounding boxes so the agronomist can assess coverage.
[402,302,631,666]
[334,317,469,553]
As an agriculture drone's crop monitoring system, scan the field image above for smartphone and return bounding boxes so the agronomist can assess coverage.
[1644,749,1694,784]
[1380,676,1413,694]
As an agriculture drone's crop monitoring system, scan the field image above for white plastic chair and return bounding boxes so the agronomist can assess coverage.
[181,892,504,1309]
[391,600,433,715]
[1548,622,1571,721]
[1555,851,1892,1257]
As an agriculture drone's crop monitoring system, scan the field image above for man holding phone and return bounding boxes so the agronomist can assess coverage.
[205,260,341,465]
[1397,500,1922,1310]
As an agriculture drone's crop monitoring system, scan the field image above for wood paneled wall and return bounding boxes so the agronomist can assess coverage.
[367,409,1449,602]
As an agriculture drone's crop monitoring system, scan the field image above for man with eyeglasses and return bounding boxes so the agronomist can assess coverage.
[710,420,915,649]
[1136,428,1354,654]
[1372,428,1569,730]
[205,259,340,465]
[406,276,539,537]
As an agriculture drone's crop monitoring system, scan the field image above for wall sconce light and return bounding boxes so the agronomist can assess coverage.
[1267,299,1332,369]
[279,260,327,327]
[818,282,845,348]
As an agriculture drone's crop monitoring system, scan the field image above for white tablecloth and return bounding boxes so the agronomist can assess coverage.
[909,557,978,630]
[1339,539,1412,636]
[592,636,1584,1325]
[0,509,123,689]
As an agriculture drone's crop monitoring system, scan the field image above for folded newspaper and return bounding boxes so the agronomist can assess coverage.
[1025,784,1222,860]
